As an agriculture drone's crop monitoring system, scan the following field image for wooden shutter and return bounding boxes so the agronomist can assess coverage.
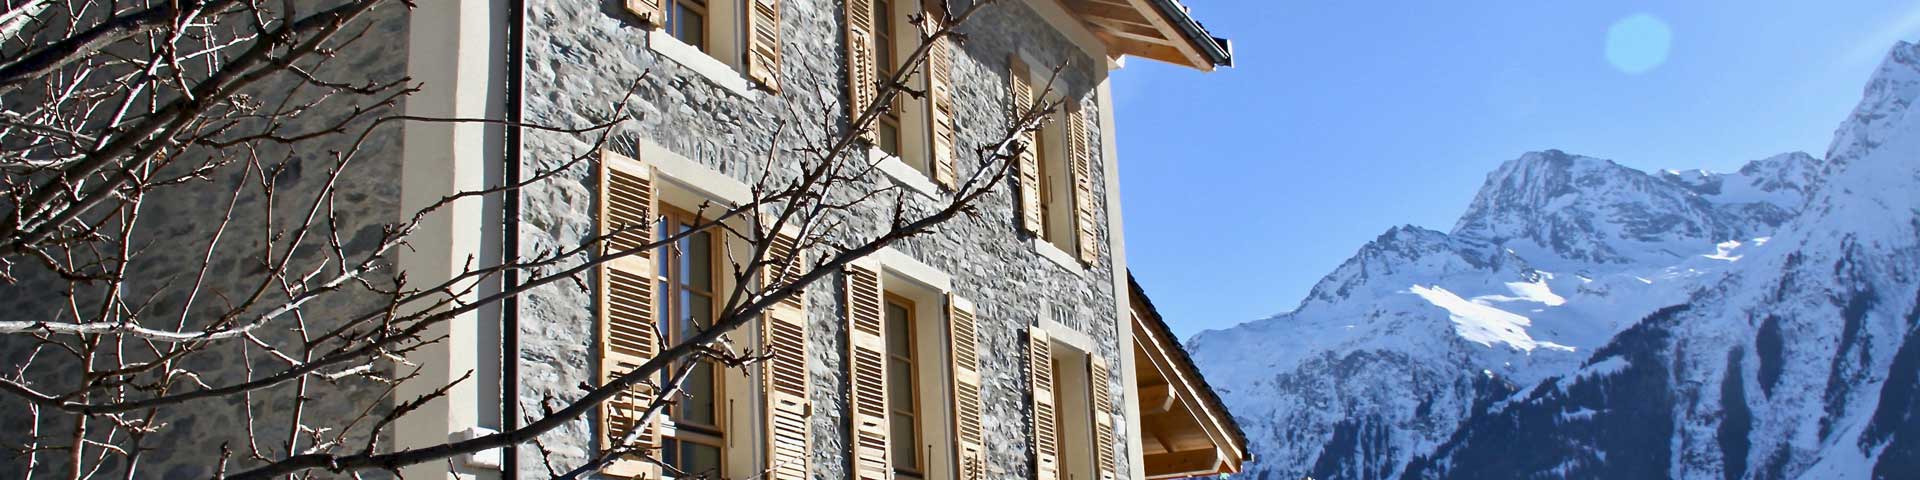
[1009,58,1043,234]
[947,295,988,480]
[1028,327,1059,480]
[762,228,811,479]
[926,14,958,189]
[625,0,667,26]
[1067,106,1099,264]
[597,151,663,479]
[1089,356,1117,480]
[844,0,879,141]
[746,0,783,90]
[845,262,892,480]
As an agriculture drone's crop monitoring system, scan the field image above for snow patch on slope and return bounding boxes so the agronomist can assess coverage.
[1409,284,1574,352]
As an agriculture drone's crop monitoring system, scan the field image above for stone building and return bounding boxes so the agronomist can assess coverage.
[0,0,1246,478]
[389,0,1251,477]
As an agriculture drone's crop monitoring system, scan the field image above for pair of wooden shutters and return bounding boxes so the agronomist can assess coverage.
[843,262,990,480]
[1007,59,1101,264]
[594,152,815,478]
[625,0,784,90]
[1026,327,1118,480]
[844,0,961,187]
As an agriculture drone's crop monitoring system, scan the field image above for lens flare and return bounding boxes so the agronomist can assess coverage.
[1605,14,1672,74]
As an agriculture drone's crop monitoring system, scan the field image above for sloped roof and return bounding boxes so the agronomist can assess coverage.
[1127,272,1250,455]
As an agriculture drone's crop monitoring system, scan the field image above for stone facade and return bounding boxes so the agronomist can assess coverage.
[515,0,1123,478]
[0,4,412,478]
[0,0,1174,477]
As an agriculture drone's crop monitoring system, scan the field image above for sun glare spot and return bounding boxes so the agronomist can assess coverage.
[1605,14,1672,74]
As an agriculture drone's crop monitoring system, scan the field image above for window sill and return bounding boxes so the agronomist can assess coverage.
[647,29,756,99]
[1031,238,1083,273]
[871,147,943,199]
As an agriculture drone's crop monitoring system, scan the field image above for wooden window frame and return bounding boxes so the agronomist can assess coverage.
[656,204,728,477]
[884,293,927,480]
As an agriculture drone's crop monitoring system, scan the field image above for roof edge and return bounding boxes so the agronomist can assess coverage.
[1126,271,1251,455]
[1144,0,1232,67]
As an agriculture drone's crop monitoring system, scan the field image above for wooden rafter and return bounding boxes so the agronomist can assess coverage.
[1144,448,1229,480]
[1054,0,1214,70]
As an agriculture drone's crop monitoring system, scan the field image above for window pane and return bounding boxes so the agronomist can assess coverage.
[887,358,913,411]
[686,293,712,332]
[657,218,670,277]
[884,302,910,354]
[677,224,693,283]
[657,279,671,330]
[662,438,680,466]
[683,360,717,426]
[682,441,722,477]
[676,5,705,51]
[889,412,918,471]
[688,230,712,289]
[877,121,900,156]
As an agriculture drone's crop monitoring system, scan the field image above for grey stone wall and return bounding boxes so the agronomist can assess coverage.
[517,0,1126,478]
[0,5,411,479]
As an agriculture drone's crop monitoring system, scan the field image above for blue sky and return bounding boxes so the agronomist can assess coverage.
[1112,0,1920,338]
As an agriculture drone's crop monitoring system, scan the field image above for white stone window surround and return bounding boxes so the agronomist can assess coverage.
[1032,237,1083,273]
[647,27,757,98]
[637,139,754,206]
[870,146,944,199]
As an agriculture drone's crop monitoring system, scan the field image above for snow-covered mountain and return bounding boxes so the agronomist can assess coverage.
[1187,41,1920,480]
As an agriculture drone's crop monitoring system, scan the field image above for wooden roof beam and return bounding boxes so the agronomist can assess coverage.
[1065,0,1154,25]
[1114,0,1211,69]
[1082,16,1175,44]
[1144,448,1227,480]
[1140,382,1176,415]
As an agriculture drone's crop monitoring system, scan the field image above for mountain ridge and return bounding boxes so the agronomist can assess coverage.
[1188,40,1918,480]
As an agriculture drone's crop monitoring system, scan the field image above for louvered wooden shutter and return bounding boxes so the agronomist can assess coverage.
[746,0,783,90]
[1009,58,1043,234]
[597,151,663,479]
[947,295,988,480]
[926,14,958,189]
[762,228,811,479]
[1067,106,1098,264]
[1089,356,1117,480]
[844,0,879,141]
[625,0,666,26]
[845,262,892,480]
[1028,327,1059,480]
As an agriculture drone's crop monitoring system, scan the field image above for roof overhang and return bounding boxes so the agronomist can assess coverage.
[1056,0,1233,70]
[1128,274,1249,478]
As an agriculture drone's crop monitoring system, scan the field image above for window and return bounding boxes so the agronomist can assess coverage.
[631,0,783,94]
[872,0,902,157]
[846,251,988,480]
[665,0,708,51]
[855,0,935,177]
[1051,354,1094,480]
[656,205,725,478]
[1035,126,1059,243]
[884,295,925,479]
[1034,102,1076,254]
[596,147,799,480]
[1027,326,1107,480]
